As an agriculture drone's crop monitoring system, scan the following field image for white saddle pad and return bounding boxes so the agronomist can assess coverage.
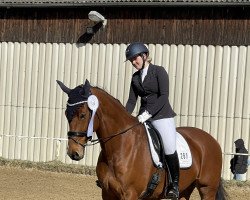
[176,132,192,168]
[144,123,192,169]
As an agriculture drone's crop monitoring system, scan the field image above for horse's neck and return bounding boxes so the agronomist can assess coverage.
[92,89,152,172]
[93,88,137,140]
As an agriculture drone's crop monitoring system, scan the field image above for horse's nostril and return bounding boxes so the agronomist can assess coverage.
[72,152,81,161]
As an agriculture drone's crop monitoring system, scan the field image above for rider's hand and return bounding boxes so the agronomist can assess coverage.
[138,111,152,123]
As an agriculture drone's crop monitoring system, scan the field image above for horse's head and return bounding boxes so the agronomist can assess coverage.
[57,79,99,161]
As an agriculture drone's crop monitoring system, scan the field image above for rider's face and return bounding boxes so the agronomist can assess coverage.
[129,54,146,70]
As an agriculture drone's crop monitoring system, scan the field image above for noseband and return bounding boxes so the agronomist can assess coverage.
[67,131,92,148]
[68,131,87,137]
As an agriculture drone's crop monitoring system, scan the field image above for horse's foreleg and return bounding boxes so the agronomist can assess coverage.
[97,157,126,200]
[102,187,138,200]
[102,189,118,200]
[97,163,140,200]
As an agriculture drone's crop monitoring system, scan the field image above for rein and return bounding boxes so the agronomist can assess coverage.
[89,122,141,146]
[67,101,141,148]
[69,122,140,148]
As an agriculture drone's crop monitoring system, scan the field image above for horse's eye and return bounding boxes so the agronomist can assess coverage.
[79,113,86,120]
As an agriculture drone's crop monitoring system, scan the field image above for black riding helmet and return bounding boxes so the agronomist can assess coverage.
[125,42,149,61]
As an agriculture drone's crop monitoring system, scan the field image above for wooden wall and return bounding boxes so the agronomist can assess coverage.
[0,6,250,45]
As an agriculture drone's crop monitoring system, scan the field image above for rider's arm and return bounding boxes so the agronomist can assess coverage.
[125,81,138,114]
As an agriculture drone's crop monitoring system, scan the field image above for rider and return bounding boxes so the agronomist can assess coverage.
[125,42,180,199]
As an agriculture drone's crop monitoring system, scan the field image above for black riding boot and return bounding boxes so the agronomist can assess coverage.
[164,151,180,200]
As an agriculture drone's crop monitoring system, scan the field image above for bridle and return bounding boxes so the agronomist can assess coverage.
[69,121,140,148]
[66,101,140,148]
[66,100,92,147]
[67,131,90,148]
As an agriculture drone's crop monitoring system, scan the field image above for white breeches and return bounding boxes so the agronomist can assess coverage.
[151,118,176,155]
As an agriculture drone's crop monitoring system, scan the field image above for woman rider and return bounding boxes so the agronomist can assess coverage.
[125,42,179,199]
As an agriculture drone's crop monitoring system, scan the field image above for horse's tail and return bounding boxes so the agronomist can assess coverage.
[216,178,229,200]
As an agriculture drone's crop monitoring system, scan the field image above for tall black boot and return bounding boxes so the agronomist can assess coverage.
[164,151,180,200]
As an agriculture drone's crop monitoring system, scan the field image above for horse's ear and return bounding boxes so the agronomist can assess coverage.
[84,79,91,87]
[82,79,91,96]
[84,79,91,90]
[56,80,71,94]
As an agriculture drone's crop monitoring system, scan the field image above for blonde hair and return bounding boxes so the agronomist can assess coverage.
[146,56,152,63]
[142,52,152,63]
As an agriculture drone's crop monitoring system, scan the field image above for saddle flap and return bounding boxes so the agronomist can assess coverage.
[146,122,164,158]
[144,122,164,168]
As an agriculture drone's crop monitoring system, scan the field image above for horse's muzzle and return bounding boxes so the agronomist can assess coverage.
[67,150,84,161]
[67,131,88,161]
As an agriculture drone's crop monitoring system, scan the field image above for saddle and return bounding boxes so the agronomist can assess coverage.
[144,121,192,169]
[140,122,192,199]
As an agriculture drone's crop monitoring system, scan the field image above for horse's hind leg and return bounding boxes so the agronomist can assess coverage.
[196,173,221,199]
[179,183,196,200]
[197,185,217,200]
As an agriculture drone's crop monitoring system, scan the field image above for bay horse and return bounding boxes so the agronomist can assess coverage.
[57,79,227,200]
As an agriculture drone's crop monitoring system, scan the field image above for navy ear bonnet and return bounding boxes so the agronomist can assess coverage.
[66,80,91,121]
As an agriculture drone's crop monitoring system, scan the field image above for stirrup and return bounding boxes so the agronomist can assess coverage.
[164,186,179,200]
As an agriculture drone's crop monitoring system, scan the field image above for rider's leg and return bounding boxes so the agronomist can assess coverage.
[165,151,180,199]
[151,118,179,199]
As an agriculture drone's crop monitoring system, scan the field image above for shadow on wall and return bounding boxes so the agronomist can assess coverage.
[77,22,103,43]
